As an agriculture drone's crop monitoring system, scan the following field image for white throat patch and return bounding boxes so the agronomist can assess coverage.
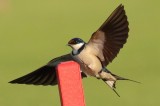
[71,42,85,55]
[71,43,85,50]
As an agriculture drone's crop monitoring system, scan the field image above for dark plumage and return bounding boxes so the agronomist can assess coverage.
[89,4,129,66]
[9,54,87,85]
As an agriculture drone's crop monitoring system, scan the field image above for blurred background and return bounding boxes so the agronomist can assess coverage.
[0,0,160,106]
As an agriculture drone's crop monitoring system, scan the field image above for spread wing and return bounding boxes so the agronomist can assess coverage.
[9,66,58,85]
[88,4,129,66]
[9,54,87,85]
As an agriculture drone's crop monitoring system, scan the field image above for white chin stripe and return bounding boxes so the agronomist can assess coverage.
[72,43,84,50]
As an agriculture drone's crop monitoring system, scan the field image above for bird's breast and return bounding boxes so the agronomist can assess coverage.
[76,45,102,75]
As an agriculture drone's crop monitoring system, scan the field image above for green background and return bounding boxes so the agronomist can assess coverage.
[0,0,160,106]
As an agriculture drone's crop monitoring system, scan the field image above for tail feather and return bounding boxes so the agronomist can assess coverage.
[104,68,140,83]
[101,69,140,97]
[103,79,120,97]
[111,73,141,83]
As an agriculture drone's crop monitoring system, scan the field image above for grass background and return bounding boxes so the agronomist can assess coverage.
[0,0,160,106]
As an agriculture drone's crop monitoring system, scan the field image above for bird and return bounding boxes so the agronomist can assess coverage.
[9,4,139,97]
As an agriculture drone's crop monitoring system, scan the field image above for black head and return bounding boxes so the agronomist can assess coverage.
[68,38,84,45]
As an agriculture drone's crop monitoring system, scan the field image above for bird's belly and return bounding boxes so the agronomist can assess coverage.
[77,52,102,76]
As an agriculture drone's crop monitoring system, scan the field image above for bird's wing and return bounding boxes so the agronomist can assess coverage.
[9,54,87,85]
[9,65,57,85]
[88,4,129,66]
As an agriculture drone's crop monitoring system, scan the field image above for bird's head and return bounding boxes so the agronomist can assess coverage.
[68,38,85,50]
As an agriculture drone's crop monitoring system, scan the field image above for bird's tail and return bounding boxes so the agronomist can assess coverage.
[102,79,120,97]
[111,73,140,83]
[102,69,140,97]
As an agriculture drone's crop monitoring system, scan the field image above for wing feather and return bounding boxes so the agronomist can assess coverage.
[88,4,129,66]
[9,54,87,85]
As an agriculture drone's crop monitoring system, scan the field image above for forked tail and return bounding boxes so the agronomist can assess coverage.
[102,71,140,97]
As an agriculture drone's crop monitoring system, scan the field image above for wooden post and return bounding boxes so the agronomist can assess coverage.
[56,61,86,106]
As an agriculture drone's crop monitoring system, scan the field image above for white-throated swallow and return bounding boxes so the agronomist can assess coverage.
[9,4,139,97]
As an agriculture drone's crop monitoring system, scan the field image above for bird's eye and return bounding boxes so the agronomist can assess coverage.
[74,40,77,44]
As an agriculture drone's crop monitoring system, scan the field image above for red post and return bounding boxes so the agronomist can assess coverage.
[56,61,86,106]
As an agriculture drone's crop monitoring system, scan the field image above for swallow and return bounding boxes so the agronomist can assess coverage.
[9,4,139,97]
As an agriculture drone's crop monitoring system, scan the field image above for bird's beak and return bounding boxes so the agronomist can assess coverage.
[66,44,70,46]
